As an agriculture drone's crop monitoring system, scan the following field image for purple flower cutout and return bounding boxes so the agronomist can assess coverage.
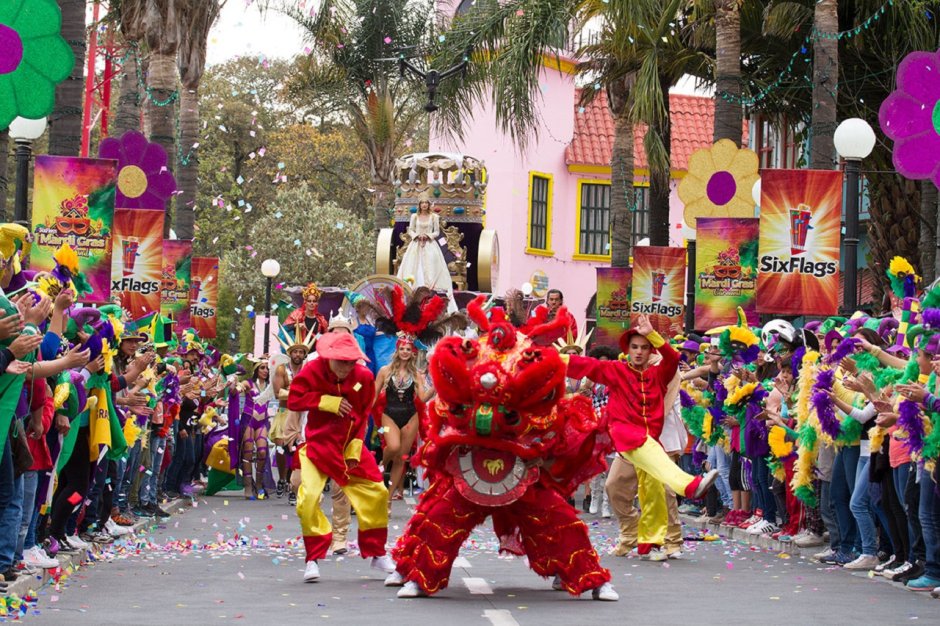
[98,130,177,210]
[878,48,940,187]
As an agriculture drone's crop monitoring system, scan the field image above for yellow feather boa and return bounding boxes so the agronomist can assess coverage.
[869,426,886,452]
[768,425,794,458]
[727,382,759,406]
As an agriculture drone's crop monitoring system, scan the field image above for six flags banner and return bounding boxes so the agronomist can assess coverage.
[111,209,164,316]
[161,240,193,328]
[31,156,116,303]
[632,246,686,335]
[695,217,760,329]
[190,257,220,338]
[757,169,843,316]
[595,267,633,348]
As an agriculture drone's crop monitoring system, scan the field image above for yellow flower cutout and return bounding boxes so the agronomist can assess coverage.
[678,139,760,229]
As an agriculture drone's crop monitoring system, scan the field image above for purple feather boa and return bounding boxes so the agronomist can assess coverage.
[680,389,695,409]
[811,369,841,439]
[922,308,940,330]
[744,385,770,457]
[897,399,926,456]
[826,337,860,365]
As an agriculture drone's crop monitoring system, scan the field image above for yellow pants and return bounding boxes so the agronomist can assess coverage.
[617,437,696,548]
[296,453,389,561]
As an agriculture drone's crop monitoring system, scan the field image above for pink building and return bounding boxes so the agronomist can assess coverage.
[430,61,723,328]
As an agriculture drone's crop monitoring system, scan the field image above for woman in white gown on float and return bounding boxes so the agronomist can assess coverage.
[397,198,456,309]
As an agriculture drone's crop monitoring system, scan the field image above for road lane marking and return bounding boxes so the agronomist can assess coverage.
[462,577,492,594]
[483,610,520,626]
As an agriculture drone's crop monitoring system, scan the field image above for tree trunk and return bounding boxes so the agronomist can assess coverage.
[922,180,939,283]
[145,51,178,237]
[372,178,394,234]
[0,130,8,221]
[649,77,672,247]
[175,86,198,239]
[112,41,142,136]
[608,77,634,269]
[48,0,88,156]
[713,0,742,145]
[810,0,838,169]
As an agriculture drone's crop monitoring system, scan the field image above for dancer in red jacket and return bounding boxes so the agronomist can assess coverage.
[287,332,396,582]
[566,314,718,556]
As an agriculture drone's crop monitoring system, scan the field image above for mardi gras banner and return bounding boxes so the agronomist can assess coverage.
[757,169,842,315]
[31,156,116,303]
[595,267,633,348]
[632,246,686,335]
[161,240,192,328]
[111,209,163,316]
[695,217,759,330]
[190,257,220,338]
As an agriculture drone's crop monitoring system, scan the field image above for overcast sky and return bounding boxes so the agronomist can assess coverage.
[206,3,307,67]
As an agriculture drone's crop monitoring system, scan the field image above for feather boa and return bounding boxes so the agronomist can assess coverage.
[810,369,840,440]
[826,337,860,366]
[922,411,940,463]
[791,421,819,507]
[869,426,887,452]
[768,424,795,459]
[796,351,820,429]
[897,399,929,458]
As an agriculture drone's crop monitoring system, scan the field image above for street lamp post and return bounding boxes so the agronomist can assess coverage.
[260,259,281,354]
[8,117,48,224]
[682,225,696,332]
[834,118,876,314]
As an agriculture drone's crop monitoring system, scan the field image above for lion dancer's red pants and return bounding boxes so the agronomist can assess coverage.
[392,475,610,595]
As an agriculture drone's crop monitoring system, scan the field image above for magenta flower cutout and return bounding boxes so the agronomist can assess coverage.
[98,130,176,210]
[879,48,940,187]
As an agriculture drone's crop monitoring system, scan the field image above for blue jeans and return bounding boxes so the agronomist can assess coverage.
[831,445,860,554]
[140,434,167,506]
[164,432,195,494]
[117,439,141,510]
[919,467,940,579]
[709,445,733,508]
[0,442,24,570]
[16,470,38,559]
[751,455,776,523]
[849,455,878,556]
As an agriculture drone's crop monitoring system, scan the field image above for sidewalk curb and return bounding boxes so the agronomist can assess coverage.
[680,513,824,557]
[2,497,191,601]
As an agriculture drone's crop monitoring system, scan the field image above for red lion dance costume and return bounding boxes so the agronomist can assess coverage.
[387,298,619,601]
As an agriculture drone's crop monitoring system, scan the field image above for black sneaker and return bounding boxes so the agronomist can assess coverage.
[288,492,297,506]
[894,560,925,583]
[276,480,286,498]
[582,494,592,513]
[133,505,153,519]
[147,503,171,519]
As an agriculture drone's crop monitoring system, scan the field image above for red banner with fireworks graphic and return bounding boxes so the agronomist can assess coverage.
[595,267,633,348]
[110,209,163,316]
[190,257,220,338]
[160,240,192,328]
[756,169,842,316]
[631,246,686,335]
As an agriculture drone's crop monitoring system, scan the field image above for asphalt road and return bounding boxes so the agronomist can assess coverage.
[23,492,937,625]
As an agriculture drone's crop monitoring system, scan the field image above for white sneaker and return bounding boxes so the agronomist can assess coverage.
[371,554,396,574]
[746,520,777,535]
[873,555,897,574]
[551,574,563,590]
[397,581,428,598]
[641,548,667,562]
[384,571,404,587]
[814,547,836,560]
[591,582,619,601]
[304,560,320,582]
[844,554,880,570]
[67,535,90,550]
[589,499,599,515]
[693,469,719,498]
[105,519,132,537]
[23,546,59,570]
[666,549,683,560]
[794,531,825,548]
[601,501,611,519]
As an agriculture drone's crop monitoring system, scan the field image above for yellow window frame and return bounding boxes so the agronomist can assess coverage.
[526,171,554,257]
[572,178,650,262]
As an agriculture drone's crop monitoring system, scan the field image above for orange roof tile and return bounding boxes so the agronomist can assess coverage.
[565,88,749,171]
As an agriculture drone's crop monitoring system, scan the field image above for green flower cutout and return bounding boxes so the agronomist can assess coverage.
[0,0,74,129]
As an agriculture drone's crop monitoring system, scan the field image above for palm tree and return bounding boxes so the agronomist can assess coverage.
[111,0,147,136]
[810,0,838,169]
[285,0,433,233]
[175,0,222,240]
[142,0,181,234]
[711,0,743,145]
[48,0,88,156]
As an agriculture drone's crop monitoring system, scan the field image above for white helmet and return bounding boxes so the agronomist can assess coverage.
[761,319,796,350]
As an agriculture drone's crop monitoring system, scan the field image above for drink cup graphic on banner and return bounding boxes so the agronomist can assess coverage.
[122,237,140,276]
[190,280,201,304]
[789,203,812,256]
[651,271,667,302]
